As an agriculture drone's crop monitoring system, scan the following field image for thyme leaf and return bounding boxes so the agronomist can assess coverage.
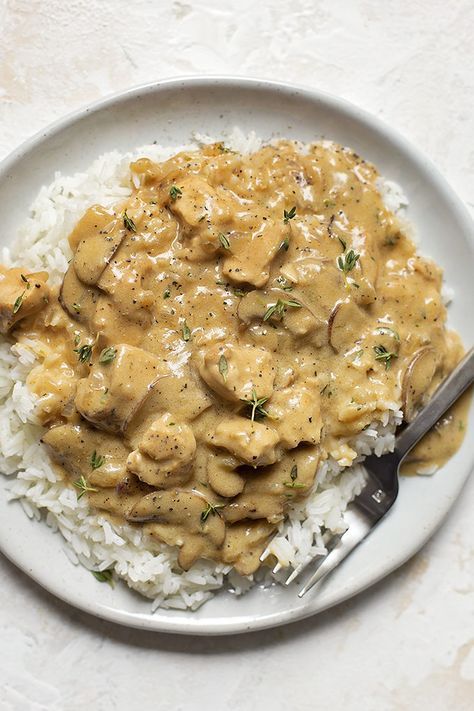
[99,347,117,364]
[92,568,115,587]
[169,185,182,201]
[13,292,25,314]
[182,320,191,342]
[218,354,228,382]
[283,206,296,224]
[123,210,136,232]
[218,233,231,250]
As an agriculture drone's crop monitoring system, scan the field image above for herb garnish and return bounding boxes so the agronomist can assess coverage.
[284,464,305,489]
[200,501,225,523]
[182,320,191,342]
[218,354,228,382]
[73,475,98,500]
[99,347,117,364]
[123,210,136,232]
[13,292,25,314]
[338,236,347,252]
[92,568,114,587]
[337,249,360,274]
[263,298,302,322]
[218,233,231,250]
[373,344,398,370]
[241,388,270,421]
[90,450,105,470]
[283,206,296,224]
[280,237,290,251]
[169,185,182,201]
[74,342,93,363]
[163,288,171,299]
[21,274,31,288]
[72,302,81,313]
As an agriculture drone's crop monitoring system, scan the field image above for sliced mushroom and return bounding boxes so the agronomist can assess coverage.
[59,264,99,324]
[87,473,152,516]
[402,347,440,421]
[131,489,226,569]
[328,299,369,353]
[70,205,123,286]
[42,422,130,487]
[224,445,320,524]
[222,520,275,575]
[206,450,246,498]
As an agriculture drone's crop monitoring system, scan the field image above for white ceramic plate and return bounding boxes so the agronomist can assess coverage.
[0,77,473,635]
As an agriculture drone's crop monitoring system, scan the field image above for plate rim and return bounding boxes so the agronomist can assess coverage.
[0,75,472,636]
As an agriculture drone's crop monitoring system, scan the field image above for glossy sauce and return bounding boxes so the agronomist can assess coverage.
[0,140,469,573]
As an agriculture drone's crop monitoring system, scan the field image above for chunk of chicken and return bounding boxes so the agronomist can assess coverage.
[42,423,130,487]
[224,446,320,524]
[221,221,286,288]
[267,378,322,449]
[167,176,234,229]
[0,267,49,334]
[197,341,275,403]
[208,417,280,467]
[70,205,122,286]
[126,413,196,488]
[130,490,226,569]
[59,264,99,326]
[75,344,163,433]
[222,520,275,575]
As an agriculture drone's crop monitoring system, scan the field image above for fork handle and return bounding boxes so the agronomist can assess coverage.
[395,347,474,462]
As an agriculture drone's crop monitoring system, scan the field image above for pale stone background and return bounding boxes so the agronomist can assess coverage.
[0,1,473,709]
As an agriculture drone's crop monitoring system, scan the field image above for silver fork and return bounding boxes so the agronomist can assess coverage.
[282,347,474,597]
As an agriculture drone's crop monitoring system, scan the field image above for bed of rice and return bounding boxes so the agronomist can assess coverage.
[0,130,405,610]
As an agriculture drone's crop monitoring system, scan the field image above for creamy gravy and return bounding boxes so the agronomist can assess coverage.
[0,140,469,574]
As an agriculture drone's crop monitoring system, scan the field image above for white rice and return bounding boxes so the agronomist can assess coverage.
[0,131,405,610]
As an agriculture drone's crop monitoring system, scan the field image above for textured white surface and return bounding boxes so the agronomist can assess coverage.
[0,1,473,709]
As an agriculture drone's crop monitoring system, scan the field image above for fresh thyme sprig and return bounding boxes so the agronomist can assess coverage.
[241,388,270,421]
[263,298,302,322]
[283,206,296,224]
[200,501,225,523]
[337,249,360,274]
[90,450,105,470]
[74,342,93,363]
[373,344,398,370]
[73,475,98,500]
